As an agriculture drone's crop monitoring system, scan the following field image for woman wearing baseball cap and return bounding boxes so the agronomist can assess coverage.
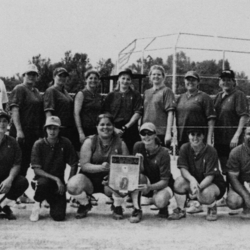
[214,70,249,206]
[129,122,174,223]
[29,116,78,222]
[176,71,216,149]
[9,64,44,183]
[103,69,142,154]
[43,67,79,151]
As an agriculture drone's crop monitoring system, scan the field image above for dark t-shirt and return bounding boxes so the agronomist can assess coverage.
[178,143,224,184]
[44,85,75,127]
[133,141,172,184]
[0,135,21,180]
[9,83,44,132]
[31,137,78,180]
[176,91,216,143]
[79,89,103,129]
[214,89,249,145]
[104,88,142,124]
[143,86,176,135]
[226,143,250,183]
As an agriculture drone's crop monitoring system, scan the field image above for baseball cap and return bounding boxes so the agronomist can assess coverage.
[53,67,69,77]
[44,116,62,128]
[140,122,156,133]
[187,127,205,136]
[23,64,39,76]
[219,70,235,79]
[118,69,134,79]
[0,110,10,122]
[185,71,200,81]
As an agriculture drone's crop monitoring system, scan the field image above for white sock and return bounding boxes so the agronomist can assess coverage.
[112,193,124,207]
[1,198,12,208]
[32,202,40,211]
[72,192,89,206]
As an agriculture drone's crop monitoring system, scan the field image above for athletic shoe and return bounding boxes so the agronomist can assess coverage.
[42,200,50,208]
[88,195,98,206]
[186,204,203,214]
[75,202,92,219]
[2,206,16,220]
[158,206,169,218]
[240,207,250,220]
[216,197,227,207]
[111,205,123,220]
[30,206,40,222]
[206,205,218,221]
[12,199,26,209]
[129,209,142,223]
[168,207,186,220]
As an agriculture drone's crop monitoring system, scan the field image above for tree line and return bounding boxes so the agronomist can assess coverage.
[1,51,250,95]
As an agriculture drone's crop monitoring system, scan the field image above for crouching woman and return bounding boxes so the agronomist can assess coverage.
[29,116,78,222]
[130,122,174,223]
[169,128,226,221]
[0,111,28,220]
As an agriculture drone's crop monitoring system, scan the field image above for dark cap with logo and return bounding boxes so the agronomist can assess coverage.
[219,70,235,80]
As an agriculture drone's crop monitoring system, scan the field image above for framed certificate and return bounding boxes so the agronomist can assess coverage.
[109,155,140,192]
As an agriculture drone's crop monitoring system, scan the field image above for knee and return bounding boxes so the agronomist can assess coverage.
[154,193,170,208]
[173,176,188,194]
[226,194,243,209]
[198,188,216,205]
[18,176,29,192]
[67,174,85,195]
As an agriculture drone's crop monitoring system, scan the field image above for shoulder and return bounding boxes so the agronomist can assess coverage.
[158,146,170,158]
[5,135,19,146]
[234,89,247,98]
[205,144,218,155]
[44,86,55,93]
[230,144,243,157]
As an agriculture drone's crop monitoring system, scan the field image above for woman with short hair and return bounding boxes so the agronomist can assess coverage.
[142,65,176,148]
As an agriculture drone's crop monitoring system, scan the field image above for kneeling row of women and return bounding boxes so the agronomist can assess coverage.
[26,113,225,223]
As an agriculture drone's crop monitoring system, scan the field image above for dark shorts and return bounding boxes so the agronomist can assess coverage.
[213,180,227,200]
[81,172,106,194]
[145,176,174,198]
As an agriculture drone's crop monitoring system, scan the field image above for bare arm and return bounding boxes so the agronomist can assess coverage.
[180,167,199,194]
[0,164,21,194]
[11,107,24,139]
[68,163,78,181]
[228,171,250,208]
[231,115,248,148]
[165,110,174,146]
[207,119,215,146]
[45,110,53,118]
[74,92,85,143]
[124,113,141,129]
[33,167,65,195]
[199,175,214,190]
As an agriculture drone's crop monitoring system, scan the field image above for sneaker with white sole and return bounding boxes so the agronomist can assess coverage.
[30,205,40,222]
[129,209,142,223]
[186,204,203,214]
[168,207,186,220]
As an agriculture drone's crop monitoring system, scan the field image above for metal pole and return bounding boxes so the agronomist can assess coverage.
[222,51,225,70]
[141,51,144,74]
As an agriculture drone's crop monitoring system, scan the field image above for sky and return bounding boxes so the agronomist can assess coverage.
[1,0,250,77]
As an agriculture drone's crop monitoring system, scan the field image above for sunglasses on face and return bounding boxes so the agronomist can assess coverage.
[140,130,155,136]
[26,72,37,77]
[190,132,202,137]
[57,74,68,78]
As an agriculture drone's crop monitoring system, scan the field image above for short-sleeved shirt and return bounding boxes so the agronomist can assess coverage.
[143,86,176,135]
[0,135,21,180]
[133,141,172,184]
[81,133,123,180]
[43,85,74,128]
[226,143,250,183]
[178,143,224,184]
[214,89,249,145]
[176,91,216,143]
[0,79,8,107]
[104,88,142,124]
[79,88,103,129]
[9,83,44,132]
[31,137,78,180]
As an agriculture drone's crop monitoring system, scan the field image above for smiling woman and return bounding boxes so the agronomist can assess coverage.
[67,113,130,220]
